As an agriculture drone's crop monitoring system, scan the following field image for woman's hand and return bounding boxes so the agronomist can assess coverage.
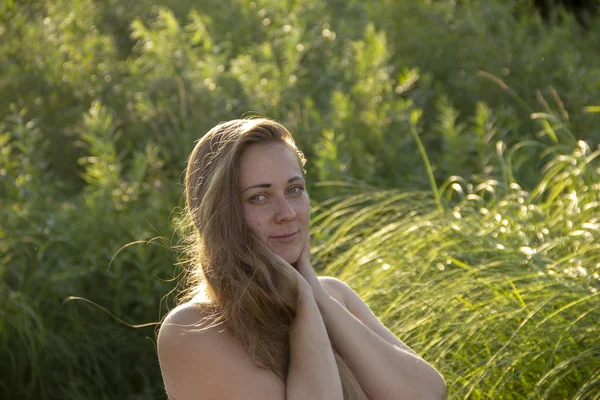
[293,234,328,301]
[270,233,326,304]
[270,247,313,304]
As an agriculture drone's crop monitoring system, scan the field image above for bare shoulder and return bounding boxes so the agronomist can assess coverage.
[157,301,285,400]
[158,301,216,355]
[318,276,355,306]
[318,276,355,294]
[318,276,418,355]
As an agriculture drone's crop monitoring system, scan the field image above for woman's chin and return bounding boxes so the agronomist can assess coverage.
[266,239,303,265]
[275,249,301,266]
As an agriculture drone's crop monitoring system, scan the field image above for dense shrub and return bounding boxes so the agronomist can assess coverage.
[1,0,599,398]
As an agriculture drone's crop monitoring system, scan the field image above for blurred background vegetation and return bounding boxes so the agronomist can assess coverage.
[1,0,599,399]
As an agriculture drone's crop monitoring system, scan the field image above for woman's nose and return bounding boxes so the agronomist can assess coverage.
[274,197,297,223]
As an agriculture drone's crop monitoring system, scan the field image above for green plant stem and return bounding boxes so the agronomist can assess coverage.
[410,113,443,213]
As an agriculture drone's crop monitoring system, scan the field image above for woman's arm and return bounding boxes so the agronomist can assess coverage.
[313,283,446,400]
[286,282,344,400]
[293,238,446,400]
[319,276,418,355]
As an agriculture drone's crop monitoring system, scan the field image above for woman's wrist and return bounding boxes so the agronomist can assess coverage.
[311,284,332,307]
[296,280,315,303]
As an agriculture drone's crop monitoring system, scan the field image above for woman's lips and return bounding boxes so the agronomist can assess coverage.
[270,231,299,243]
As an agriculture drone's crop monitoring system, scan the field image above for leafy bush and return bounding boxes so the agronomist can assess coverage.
[0,103,176,399]
[1,0,600,399]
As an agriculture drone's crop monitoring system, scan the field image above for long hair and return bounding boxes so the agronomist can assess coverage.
[179,118,367,400]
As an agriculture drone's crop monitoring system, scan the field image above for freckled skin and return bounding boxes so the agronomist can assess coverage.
[238,143,310,265]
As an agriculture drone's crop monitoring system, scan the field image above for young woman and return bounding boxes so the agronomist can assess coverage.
[157,118,446,400]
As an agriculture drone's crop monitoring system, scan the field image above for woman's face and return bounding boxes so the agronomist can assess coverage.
[238,142,310,265]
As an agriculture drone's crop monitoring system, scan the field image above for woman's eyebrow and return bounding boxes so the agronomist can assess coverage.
[243,176,304,192]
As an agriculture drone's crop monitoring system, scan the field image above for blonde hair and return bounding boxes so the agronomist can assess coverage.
[179,118,367,399]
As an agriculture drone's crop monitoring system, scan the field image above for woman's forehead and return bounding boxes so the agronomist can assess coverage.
[238,143,303,185]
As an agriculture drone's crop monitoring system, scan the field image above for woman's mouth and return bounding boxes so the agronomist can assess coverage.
[270,231,299,243]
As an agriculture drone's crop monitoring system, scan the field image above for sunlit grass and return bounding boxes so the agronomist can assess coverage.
[312,142,600,399]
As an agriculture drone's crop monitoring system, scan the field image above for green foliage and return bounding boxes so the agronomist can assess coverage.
[1,0,600,398]
[3,0,600,190]
[1,103,175,399]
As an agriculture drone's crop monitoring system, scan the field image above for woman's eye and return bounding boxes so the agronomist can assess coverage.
[288,186,304,195]
[249,194,266,202]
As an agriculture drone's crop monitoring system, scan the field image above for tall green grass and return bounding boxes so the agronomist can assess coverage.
[311,137,600,399]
